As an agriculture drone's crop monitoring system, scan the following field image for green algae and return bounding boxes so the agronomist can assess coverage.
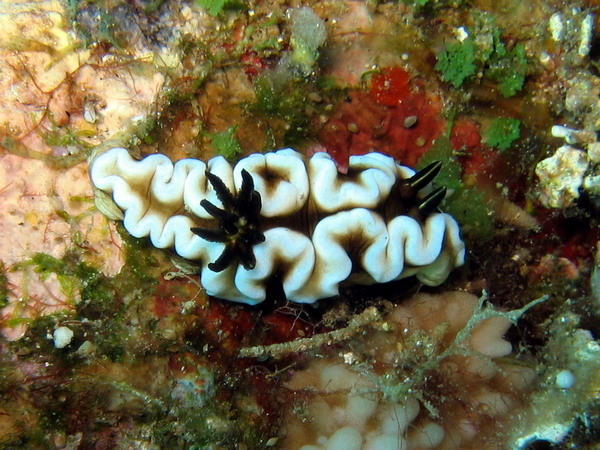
[443,186,494,239]
[435,12,529,96]
[417,136,494,240]
[195,0,245,17]
[416,136,462,190]
[1,135,88,170]
[12,253,80,305]
[0,262,9,309]
[488,43,528,97]
[436,39,478,88]
[485,117,521,151]
[402,0,468,11]
[39,115,95,151]
[7,222,159,363]
[251,75,313,147]
[0,225,175,444]
[210,126,243,161]
[67,0,127,49]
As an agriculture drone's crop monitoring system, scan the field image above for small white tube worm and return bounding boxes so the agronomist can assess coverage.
[90,147,466,305]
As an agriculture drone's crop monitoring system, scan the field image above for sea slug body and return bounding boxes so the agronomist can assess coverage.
[90,147,465,305]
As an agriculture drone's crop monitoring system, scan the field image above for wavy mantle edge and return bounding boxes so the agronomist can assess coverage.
[90,147,466,304]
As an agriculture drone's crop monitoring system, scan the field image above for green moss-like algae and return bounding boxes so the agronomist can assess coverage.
[417,136,494,240]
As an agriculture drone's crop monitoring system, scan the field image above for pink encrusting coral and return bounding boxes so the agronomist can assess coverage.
[283,291,536,449]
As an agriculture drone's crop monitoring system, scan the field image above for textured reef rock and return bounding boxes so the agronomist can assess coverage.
[90,147,465,304]
[535,144,590,209]
[537,125,600,209]
[283,291,536,449]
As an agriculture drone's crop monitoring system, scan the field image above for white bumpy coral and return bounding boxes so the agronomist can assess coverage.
[89,147,465,304]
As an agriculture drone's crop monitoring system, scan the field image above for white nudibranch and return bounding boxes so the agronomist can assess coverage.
[89,147,465,305]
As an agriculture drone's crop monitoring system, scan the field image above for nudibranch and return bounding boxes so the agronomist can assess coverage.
[89,147,465,305]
